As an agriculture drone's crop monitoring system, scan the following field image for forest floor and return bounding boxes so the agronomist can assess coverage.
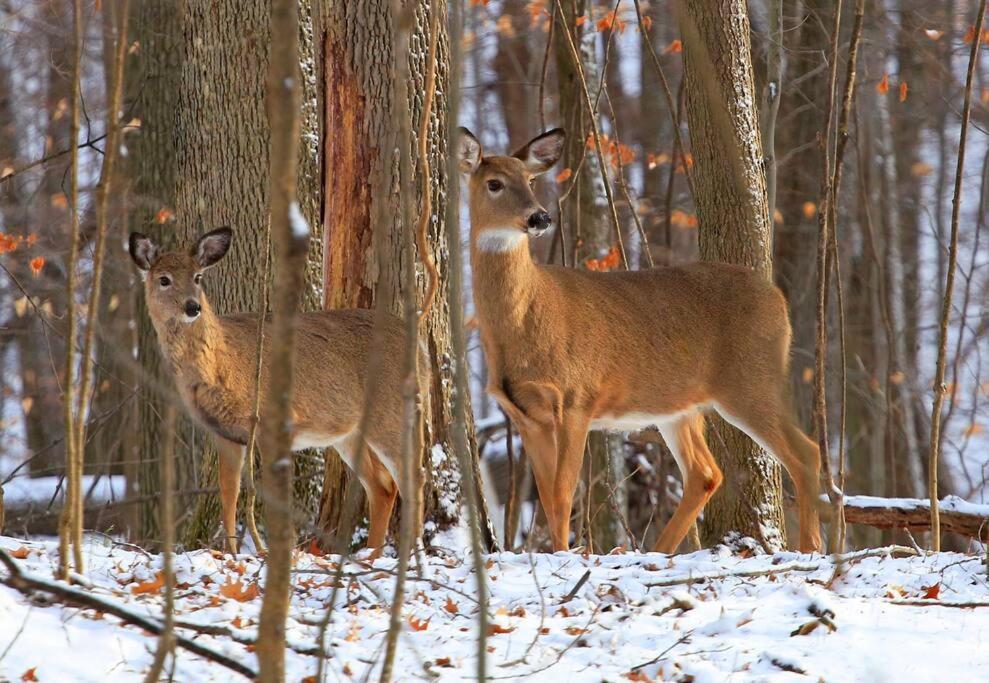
[0,534,987,682]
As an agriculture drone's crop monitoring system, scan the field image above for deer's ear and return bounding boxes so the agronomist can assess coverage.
[128,233,160,271]
[513,128,565,175]
[192,227,233,268]
[458,127,482,173]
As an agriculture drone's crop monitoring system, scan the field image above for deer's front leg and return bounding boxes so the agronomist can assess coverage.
[216,437,245,554]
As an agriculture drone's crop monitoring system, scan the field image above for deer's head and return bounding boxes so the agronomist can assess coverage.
[128,227,232,326]
[458,127,565,253]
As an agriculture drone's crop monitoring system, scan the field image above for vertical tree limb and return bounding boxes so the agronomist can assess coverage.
[447,1,490,677]
[256,0,305,678]
[74,0,130,565]
[928,0,987,553]
[144,405,176,683]
[380,0,433,679]
[58,0,85,581]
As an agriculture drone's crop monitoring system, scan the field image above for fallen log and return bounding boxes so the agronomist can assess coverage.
[830,494,989,541]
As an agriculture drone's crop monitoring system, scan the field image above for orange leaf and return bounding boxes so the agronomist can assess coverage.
[624,671,655,682]
[488,623,515,635]
[301,677,318,683]
[131,572,164,595]
[345,621,360,642]
[307,538,325,557]
[29,257,45,276]
[664,39,682,54]
[8,546,31,559]
[20,668,38,682]
[802,201,817,220]
[50,193,68,210]
[575,15,587,27]
[435,657,453,667]
[408,615,430,631]
[444,597,459,614]
[219,579,261,602]
[899,81,908,102]
[923,583,941,600]
[555,167,573,184]
[155,207,175,224]
[876,73,889,94]
[565,626,587,635]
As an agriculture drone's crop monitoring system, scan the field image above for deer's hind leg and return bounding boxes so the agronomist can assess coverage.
[714,397,822,553]
[652,413,723,554]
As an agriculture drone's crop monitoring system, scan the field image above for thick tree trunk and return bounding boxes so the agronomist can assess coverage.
[679,0,786,550]
[314,0,493,548]
[128,0,324,546]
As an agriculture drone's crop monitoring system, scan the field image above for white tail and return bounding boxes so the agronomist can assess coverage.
[459,128,822,553]
[129,228,424,553]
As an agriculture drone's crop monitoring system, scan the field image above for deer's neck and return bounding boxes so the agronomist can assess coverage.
[157,299,227,389]
[470,230,539,329]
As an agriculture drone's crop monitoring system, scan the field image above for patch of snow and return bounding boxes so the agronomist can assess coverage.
[288,201,309,241]
[0,537,988,681]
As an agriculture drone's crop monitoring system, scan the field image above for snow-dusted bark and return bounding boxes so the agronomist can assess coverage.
[679,0,786,551]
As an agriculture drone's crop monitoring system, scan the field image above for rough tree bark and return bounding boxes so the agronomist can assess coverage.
[313,0,494,549]
[127,1,324,546]
[678,0,786,550]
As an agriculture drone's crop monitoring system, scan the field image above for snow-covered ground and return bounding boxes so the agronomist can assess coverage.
[0,534,987,682]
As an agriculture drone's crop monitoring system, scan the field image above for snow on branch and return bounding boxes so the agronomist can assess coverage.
[833,495,989,541]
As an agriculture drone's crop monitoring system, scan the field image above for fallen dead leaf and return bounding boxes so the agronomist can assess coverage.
[408,615,431,631]
[219,579,261,602]
[131,572,164,595]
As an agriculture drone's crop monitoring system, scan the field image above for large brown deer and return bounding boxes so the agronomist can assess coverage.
[129,227,423,554]
[459,128,823,554]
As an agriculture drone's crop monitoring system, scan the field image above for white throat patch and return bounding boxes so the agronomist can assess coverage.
[475,228,527,253]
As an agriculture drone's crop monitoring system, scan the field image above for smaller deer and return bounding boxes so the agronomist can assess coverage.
[460,127,823,554]
[129,227,423,553]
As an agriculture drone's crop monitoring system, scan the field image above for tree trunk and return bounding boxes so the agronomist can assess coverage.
[678,0,786,550]
[127,0,324,546]
[313,0,494,549]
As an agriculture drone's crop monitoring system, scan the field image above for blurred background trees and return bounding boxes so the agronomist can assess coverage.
[1,0,987,554]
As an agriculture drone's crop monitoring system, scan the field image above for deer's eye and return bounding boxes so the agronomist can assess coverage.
[194,273,202,285]
[158,276,171,288]
[487,179,504,193]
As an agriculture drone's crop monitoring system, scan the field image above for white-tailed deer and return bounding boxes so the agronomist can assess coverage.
[129,227,424,554]
[459,128,823,554]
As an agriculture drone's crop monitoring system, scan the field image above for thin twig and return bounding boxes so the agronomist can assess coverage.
[928,0,987,553]
[554,0,627,268]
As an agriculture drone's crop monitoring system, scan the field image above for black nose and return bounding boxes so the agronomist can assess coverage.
[184,300,201,318]
[527,210,552,231]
